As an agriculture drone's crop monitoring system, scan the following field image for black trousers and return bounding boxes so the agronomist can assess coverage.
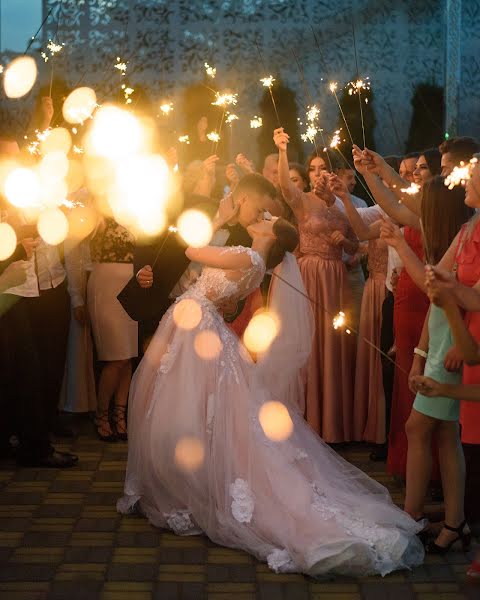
[0,296,52,459]
[463,443,480,527]
[24,282,70,432]
[380,291,395,439]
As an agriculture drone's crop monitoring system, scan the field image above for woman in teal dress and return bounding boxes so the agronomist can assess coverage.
[380,177,474,551]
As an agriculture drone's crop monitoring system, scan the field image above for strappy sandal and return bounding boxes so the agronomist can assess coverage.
[94,410,116,443]
[426,520,471,554]
[112,405,128,442]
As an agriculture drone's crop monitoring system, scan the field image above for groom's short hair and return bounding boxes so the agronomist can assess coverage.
[233,173,277,200]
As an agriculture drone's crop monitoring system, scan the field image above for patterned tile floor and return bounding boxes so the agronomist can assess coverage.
[0,416,478,600]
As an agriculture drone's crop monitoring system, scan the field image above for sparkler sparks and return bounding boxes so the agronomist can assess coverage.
[301,124,319,144]
[400,182,420,195]
[329,82,338,93]
[41,39,65,62]
[114,57,127,75]
[329,130,341,149]
[212,92,238,107]
[250,116,262,129]
[160,102,173,115]
[348,78,371,96]
[260,76,275,88]
[121,84,134,104]
[333,311,346,330]
[204,62,216,78]
[225,113,239,124]
[178,135,190,144]
[444,157,478,190]
[206,131,220,143]
[306,105,320,123]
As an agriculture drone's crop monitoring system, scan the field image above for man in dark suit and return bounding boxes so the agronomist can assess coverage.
[119,174,277,352]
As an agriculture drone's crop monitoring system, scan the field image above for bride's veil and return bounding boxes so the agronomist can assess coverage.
[256,252,314,412]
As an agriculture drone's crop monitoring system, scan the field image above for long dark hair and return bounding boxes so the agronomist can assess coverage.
[421,147,442,176]
[266,218,299,269]
[421,176,474,264]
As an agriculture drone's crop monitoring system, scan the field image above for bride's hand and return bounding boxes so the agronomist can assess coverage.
[217,194,239,225]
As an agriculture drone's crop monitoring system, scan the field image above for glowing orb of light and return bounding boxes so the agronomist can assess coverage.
[37,208,69,245]
[0,222,17,260]
[3,56,38,98]
[62,87,97,124]
[194,330,223,360]
[332,311,346,330]
[174,436,205,472]
[177,210,213,248]
[173,298,202,330]
[87,105,144,159]
[259,401,294,442]
[4,168,40,208]
[67,205,97,241]
[38,151,69,183]
[40,127,72,156]
[243,311,280,354]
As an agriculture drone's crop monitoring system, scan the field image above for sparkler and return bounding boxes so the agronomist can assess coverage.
[250,116,263,129]
[42,38,65,96]
[329,82,355,147]
[207,131,220,143]
[114,57,128,75]
[255,39,281,127]
[351,19,366,148]
[444,157,478,189]
[329,130,341,149]
[301,124,319,144]
[24,6,54,55]
[333,311,346,330]
[178,135,190,144]
[400,182,420,195]
[121,84,134,105]
[160,102,173,116]
[225,113,239,125]
[212,92,238,107]
[204,62,216,78]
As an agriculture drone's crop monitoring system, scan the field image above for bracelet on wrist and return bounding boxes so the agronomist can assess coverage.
[413,347,428,359]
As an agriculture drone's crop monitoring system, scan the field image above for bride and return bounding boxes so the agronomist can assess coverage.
[118,210,424,576]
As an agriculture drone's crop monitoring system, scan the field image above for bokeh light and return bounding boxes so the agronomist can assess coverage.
[172,298,202,330]
[4,168,41,208]
[38,151,69,182]
[63,87,97,124]
[0,222,17,260]
[86,105,144,159]
[37,208,69,245]
[177,210,213,248]
[259,401,294,442]
[3,56,37,98]
[40,127,72,156]
[243,311,280,354]
[67,205,97,241]
[194,330,223,360]
[174,436,205,472]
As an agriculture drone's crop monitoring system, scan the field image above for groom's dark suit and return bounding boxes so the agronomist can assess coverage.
[118,193,251,351]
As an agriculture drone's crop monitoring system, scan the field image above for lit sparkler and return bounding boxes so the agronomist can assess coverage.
[400,182,420,195]
[329,81,354,147]
[160,102,173,116]
[212,92,238,107]
[121,84,134,104]
[444,157,479,190]
[225,113,239,124]
[204,62,216,78]
[41,39,64,62]
[301,124,319,144]
[329,130,341,149]
[250,116,263,129]
[333,311,346,330]
[347,78,371,96]
[260,76,275,88]
[178,135,190,144]
[306,104,320,123]
[206,131,220,143]
[114,57,127,75]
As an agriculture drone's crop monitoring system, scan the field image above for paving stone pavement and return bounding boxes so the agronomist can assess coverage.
[0,416,478,600]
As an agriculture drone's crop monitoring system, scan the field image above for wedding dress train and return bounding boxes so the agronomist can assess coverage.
[118,247,423,576]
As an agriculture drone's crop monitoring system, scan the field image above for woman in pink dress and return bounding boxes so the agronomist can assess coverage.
[275,129,358,442]
[332,179,389,443]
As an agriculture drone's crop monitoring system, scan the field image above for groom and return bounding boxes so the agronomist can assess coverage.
[118,173,277,351]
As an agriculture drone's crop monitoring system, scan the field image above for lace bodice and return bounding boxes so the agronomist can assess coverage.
[367,238,388,277]
[182,246,265,307]
[298,193,356,260]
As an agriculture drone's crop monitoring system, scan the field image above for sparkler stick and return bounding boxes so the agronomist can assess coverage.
[330,137,377,205]
[271,271,409,376]
[351,18,366,148]
[48,0,64,97]
[24,7,54,55]
[329,82,355,148]
[254,42,281,127]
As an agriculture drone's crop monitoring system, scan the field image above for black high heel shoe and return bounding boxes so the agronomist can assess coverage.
[112,405,128,442]
[415,515,430,545]
[426,520,471,555]
[94,411,116,443]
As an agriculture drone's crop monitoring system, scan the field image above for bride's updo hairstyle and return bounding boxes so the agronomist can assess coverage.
[267,218,299,270]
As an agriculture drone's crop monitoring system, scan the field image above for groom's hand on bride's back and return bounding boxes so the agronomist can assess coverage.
[137,265,153,288]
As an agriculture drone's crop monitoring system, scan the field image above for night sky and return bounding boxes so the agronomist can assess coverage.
[0,0,42,53]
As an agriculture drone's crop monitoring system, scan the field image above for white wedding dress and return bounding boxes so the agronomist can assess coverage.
[118,246,424,576]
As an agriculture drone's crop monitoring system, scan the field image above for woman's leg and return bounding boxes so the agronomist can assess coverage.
[434,421,467,546]
[112,360,132,437]
[404,409,438,519]
[96,359,129,437]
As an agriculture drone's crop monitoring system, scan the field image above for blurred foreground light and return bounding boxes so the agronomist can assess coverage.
[4,168,40,208]
[173,298,202,330]
[65,159,85,193]
[38,151,69,182]
[63,87,97,124]
[174,436,205,472]
[3,56,37,98]
[243,311,279,354]
[37,208,69,245]
[0,223,17,260]
[40,128,72,156]
[86,105,144,159]
[67,205,96,241]
[259,401,293,442]
[194,329,223,360]
[177,210,212,248]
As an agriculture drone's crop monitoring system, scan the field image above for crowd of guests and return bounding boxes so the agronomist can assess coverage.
[1,100,480,578]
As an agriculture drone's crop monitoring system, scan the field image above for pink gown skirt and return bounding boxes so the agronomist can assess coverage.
[297,255,355,443]
[353,273,387,443]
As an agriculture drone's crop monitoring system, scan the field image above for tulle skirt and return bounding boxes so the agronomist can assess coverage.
[118,294,423,577]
